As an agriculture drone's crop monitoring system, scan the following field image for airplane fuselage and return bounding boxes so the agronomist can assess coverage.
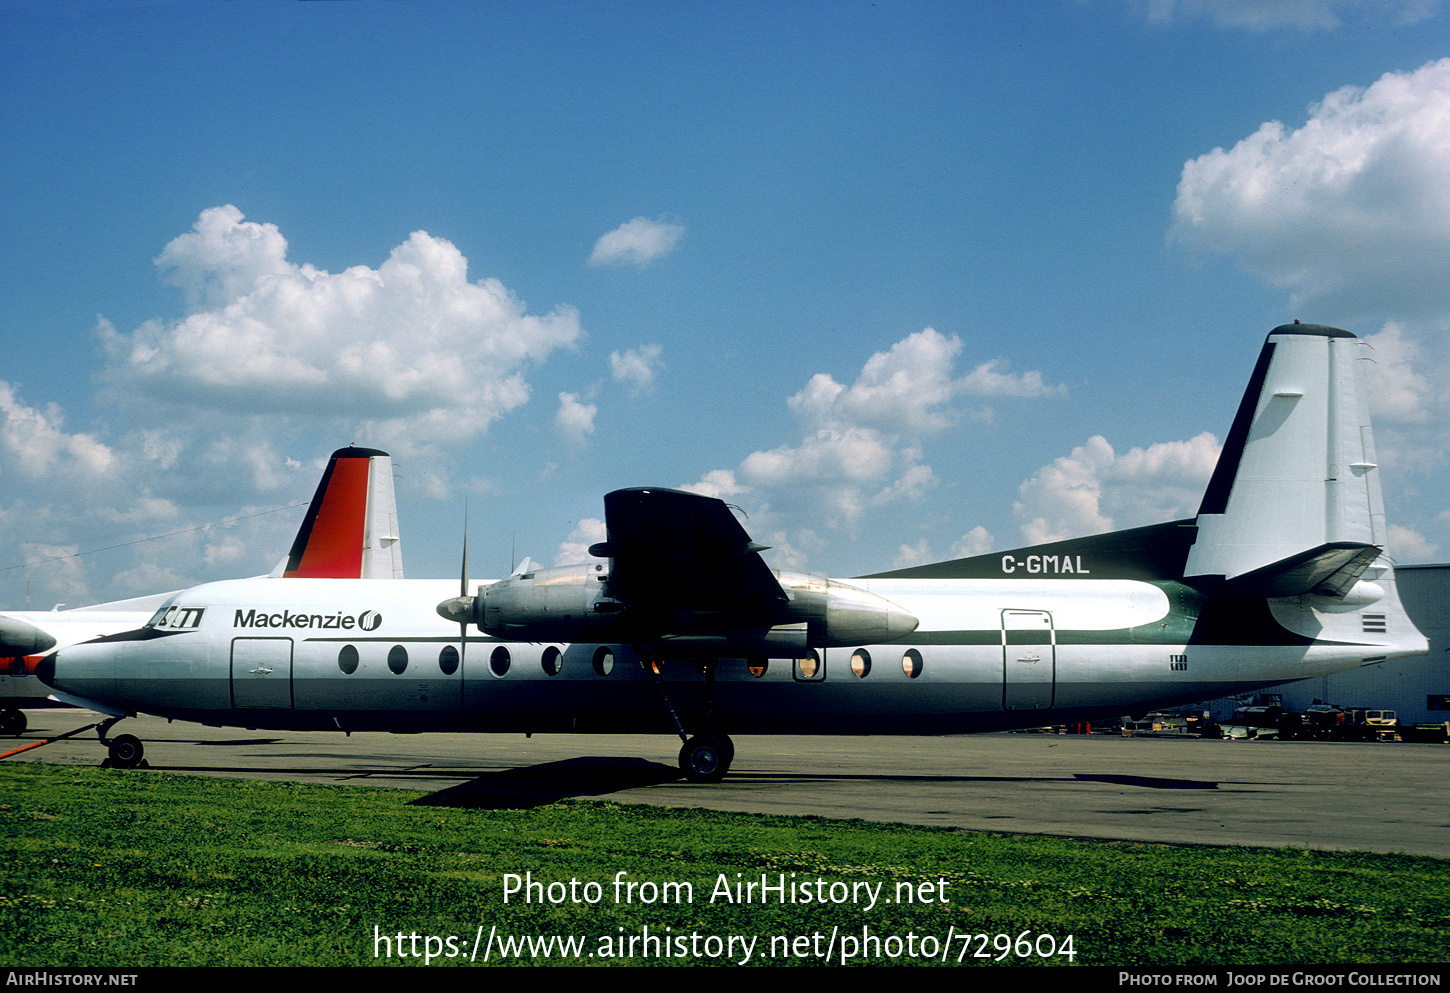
[43,570,1420,737]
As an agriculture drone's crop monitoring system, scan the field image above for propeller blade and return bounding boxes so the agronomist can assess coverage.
[458,501,470,666]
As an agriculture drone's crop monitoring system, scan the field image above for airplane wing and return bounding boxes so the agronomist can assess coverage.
[468,487,915,650]
[590,487,787,616]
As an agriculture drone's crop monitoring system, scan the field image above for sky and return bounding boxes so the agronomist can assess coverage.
[3,0,1450,608]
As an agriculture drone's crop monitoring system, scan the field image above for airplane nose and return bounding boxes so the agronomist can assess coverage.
[33,654,55,688]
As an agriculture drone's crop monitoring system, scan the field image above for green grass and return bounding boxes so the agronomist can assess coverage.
[1,762,1447,966]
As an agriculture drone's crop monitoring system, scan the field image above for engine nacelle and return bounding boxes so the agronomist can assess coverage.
[475,562,617,641]
[454,564,919,652]
[774,572,919,646]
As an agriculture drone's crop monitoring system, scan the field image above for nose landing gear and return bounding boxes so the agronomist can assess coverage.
[0,708,26,737]
[98,718,146,769]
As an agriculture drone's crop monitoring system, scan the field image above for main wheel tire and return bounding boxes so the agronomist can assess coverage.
[108,734,145,769]
[679,734,731,783]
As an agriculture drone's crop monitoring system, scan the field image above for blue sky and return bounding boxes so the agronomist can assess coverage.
[4,0,1450,606]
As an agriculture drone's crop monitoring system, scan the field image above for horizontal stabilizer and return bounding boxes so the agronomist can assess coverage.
[1222,541,1381,599]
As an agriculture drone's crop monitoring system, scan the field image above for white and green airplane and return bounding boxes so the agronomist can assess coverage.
[37,323,1426,781]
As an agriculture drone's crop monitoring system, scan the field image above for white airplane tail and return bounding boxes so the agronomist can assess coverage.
[271,446,403,579]
[1184,323,1384,596]
[865,320,1422,663]
[871,322,1402,603]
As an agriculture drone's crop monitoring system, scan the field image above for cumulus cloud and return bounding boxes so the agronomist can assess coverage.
[1140,0,1440,30]
[1389,523,1437,561]
[950,526,995,558]
[156,204,292,311]
[100,206,582,448]
[731,330,1061,524]
[555,391,597,449]
[0,381,114,480]
[554,517,606,566]
[679,468,748,500]
[610,344,663,395]
[1170,59,1450,324]
[1169,60,1450,549]
[587,217,686,267]
[682,329,1062,566]
[1014,432,1222,544]
[788,328,1063,436]
[1362,323,1435,424]
[892,539,934,569]
[0,380,321,604]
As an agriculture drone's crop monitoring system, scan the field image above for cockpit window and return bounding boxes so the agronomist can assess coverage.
[146,598,179,628]
[174,607,205,628]
[151,605,206,630]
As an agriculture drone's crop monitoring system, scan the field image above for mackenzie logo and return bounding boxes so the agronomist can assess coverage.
[233,609,383,631]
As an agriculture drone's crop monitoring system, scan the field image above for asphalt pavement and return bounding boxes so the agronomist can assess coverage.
[8,709,1448,857]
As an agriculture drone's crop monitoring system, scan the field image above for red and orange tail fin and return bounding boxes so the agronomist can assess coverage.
[276,447,403,579]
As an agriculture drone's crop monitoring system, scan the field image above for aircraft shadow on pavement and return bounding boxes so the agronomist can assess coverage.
[408,762,1222,810]
[1072,774,1219,790]
[411,756,681,809]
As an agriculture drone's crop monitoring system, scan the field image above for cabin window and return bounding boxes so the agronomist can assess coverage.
[902,649,923,679]
[541,645,562,676]
[850,649,871,678]
[490,646,511,677]
[593,646,614,676]
[388,645,409,674]
[794,650,823,681]
[338,645,359,674]
[438,645,460,676]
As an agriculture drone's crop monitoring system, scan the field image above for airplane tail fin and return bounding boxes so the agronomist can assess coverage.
[864,323,1390,594]
[1183,323,1383,593]
[271,447,403,579]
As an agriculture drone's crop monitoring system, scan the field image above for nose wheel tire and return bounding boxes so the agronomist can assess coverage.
[679,734,733,783]
[0,708,25,737]
[106,734,145,769]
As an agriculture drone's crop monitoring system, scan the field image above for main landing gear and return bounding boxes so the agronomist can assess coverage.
[679,733,735,784]
[97,718,146,769]
[638,648,736,783]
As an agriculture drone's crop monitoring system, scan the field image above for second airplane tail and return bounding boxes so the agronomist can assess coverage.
[272,446,403,580]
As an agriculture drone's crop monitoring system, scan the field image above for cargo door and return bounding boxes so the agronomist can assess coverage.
[232,637,294,709]
[1002,610,1054,711]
